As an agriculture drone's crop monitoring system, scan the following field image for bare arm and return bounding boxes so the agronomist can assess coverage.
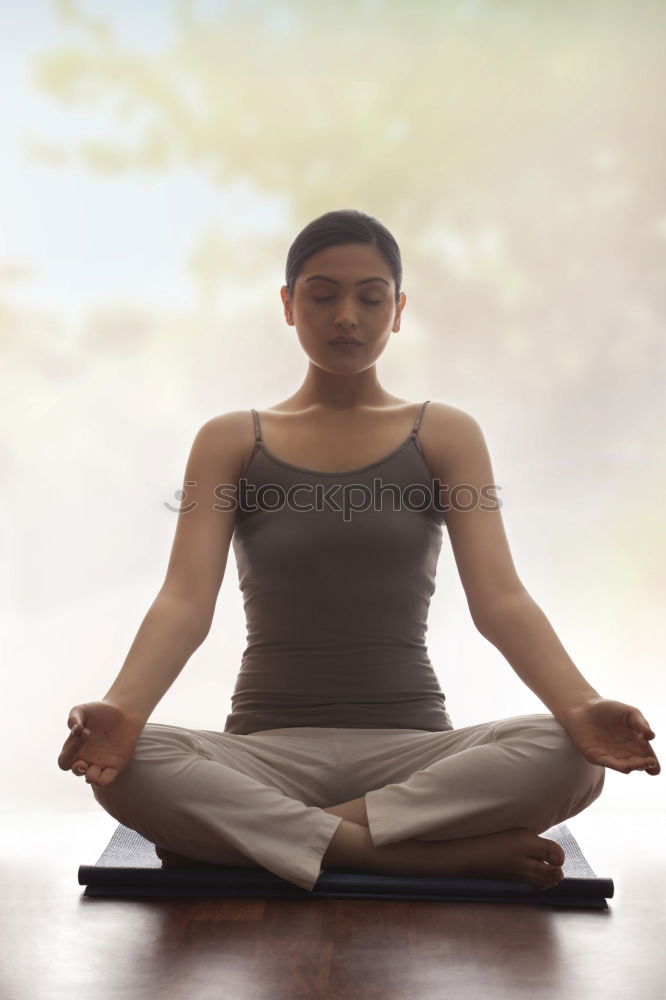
[58,413,252,785]
[102,590,213,724]
[427,404,601,722]
[473,590,602,723]
[58,594,213,786]
[102,411,248,722]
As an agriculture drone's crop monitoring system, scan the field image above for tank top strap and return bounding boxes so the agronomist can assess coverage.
[411,400,430,436]
[251,404,427,448]
[250,408,263,443]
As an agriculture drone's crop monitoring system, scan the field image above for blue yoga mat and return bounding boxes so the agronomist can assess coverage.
[78,821,613,908]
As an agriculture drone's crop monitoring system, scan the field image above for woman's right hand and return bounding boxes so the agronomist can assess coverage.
[57,701,146,787]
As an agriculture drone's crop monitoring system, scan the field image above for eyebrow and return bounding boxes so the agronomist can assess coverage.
[303,274,390,287]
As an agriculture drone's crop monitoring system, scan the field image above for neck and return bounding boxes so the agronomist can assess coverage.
[286,363,397,411]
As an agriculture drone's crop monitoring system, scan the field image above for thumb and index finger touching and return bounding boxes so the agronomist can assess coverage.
[68,706,90,736]
[629,710,660,774]
[58,706,90,770]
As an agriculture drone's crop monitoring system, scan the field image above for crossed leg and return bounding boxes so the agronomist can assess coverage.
[320,796,570,889]
[156,793,568,890]
[99,715,605,891]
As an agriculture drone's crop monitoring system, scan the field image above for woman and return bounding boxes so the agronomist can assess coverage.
[58,209,660,894]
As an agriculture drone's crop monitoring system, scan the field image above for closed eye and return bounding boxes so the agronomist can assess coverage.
[313,296,381,305]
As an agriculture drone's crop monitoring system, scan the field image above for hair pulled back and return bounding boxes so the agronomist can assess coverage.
[285,209,402,306]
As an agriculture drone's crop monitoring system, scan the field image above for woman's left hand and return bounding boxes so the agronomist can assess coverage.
[561,698,660,775]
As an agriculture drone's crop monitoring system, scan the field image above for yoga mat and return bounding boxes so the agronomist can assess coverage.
[78,821,614,908]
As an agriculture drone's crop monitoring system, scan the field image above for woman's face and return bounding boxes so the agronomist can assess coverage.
[280,242,406,374]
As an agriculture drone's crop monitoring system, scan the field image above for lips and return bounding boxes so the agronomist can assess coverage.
[329,337,361,345]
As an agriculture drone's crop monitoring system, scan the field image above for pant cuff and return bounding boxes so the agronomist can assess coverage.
[278,811,343,892]
[364,787,397,847]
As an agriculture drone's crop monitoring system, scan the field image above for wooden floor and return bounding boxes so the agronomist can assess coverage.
[1,802,664,1000]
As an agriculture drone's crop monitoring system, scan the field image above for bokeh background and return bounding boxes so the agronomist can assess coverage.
[2,0,664,822]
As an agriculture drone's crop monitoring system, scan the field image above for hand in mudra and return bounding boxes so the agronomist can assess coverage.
[58,701,145,787]
[562,698,660,775]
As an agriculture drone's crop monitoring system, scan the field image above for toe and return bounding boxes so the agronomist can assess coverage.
[545,865,564,886]
[530,859,563,889]
[544,841,565,867]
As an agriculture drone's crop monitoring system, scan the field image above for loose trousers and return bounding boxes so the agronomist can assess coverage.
[92,712,605,892]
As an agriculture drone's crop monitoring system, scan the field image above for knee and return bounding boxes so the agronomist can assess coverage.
[90,723,200,823]
[547,717,606,806]
[91,778,117,816]
[90,729,157,818]
[503,714,605,804]
[90,753,144,821]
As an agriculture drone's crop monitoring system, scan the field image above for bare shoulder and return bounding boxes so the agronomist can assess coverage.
[419,400,484,480]
[193,409,255,482]
[161,409,255,612]
[418,401,521,617]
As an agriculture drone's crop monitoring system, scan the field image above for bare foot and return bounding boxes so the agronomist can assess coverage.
[429,827,565,890]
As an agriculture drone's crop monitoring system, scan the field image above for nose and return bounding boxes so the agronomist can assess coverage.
[334,309,358,329]
[330,294,360,328]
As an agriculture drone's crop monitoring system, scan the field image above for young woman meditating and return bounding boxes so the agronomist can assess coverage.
[58,209,660,893]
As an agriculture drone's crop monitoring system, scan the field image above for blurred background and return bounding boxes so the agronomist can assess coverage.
[1,0,664,821]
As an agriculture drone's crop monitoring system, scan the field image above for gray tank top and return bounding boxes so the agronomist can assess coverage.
[225,401,454,734]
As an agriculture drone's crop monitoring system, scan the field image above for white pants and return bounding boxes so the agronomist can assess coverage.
[92,712,605,891]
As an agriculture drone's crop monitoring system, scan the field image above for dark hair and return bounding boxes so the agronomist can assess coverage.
[285,209,403,306]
